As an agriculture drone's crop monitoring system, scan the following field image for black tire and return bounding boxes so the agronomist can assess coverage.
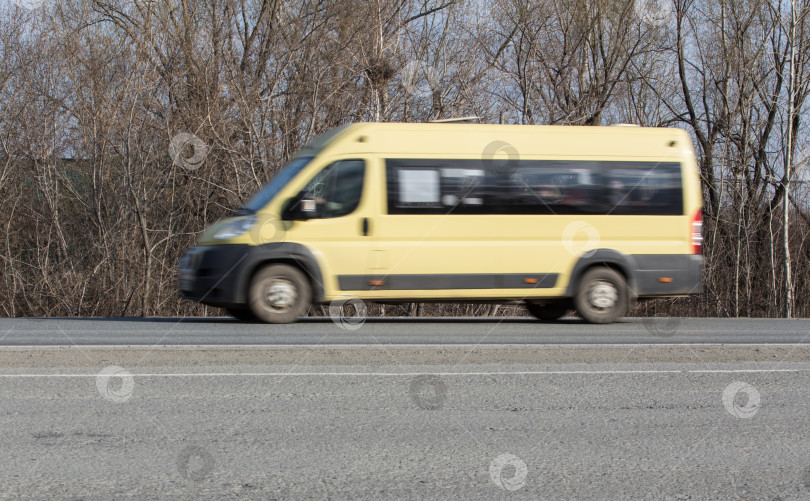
[248,264,311,324]
[526,302,570,322]
[224,307,259,323]
[574,267,628,324]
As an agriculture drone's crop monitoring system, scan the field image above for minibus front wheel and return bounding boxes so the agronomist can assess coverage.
[248,264,311,324]
[574,267,628,324]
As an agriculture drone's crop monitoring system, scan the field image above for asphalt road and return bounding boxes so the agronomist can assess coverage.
[0,317,809,345]
[2,317,810,499]
[1,359,810,499]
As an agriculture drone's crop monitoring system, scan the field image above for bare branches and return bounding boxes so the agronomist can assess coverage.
[1,0,810,318]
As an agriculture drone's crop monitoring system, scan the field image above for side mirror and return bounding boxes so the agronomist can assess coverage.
[281,192,318,221]
[299,195,318,216]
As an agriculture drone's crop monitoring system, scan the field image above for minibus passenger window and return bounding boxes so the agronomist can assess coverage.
[605,162,682,215]
[385,159,682,216]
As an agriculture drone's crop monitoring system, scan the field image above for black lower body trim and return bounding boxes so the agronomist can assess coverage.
[338,273,558,291]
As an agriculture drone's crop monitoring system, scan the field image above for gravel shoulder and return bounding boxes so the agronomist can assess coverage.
[0,344,808,369]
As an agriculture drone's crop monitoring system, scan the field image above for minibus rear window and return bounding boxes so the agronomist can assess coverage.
[385,159,682,216]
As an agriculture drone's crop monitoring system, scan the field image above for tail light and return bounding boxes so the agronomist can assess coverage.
[691,210,703,254]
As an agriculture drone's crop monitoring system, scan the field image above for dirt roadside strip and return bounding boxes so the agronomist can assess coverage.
[0,344,807,368]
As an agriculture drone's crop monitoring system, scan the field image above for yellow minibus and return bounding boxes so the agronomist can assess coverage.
[178,123,703,324]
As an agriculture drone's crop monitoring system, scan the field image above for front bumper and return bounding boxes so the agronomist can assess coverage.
[178,245,251,307]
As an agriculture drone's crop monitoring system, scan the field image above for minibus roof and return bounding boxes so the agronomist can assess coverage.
[296,122,693,160]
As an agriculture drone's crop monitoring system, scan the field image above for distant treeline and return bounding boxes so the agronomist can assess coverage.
[1,0,810,318]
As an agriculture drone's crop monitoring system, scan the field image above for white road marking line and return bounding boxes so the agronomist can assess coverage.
[0,368,809,377]
[2,343,810,350]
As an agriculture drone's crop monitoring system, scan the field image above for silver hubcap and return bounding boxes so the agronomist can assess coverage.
[589,281,618,310]
[265,280,297,311]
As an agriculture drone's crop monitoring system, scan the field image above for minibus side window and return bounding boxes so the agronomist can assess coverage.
[386,159,602,215]
[385,159,682,216]
[386,160,484,214]
[502,161,603,214]
[604,162,683,215]
[300,159,365,218]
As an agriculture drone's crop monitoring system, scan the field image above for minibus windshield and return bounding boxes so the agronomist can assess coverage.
[235,156,313,215]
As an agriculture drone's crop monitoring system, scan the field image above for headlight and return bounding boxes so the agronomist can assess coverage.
[213,216,256,240]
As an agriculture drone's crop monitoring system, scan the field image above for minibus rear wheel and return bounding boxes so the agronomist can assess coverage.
[248,264,311,324]
[526,302,570,322]
[574,267,628,324]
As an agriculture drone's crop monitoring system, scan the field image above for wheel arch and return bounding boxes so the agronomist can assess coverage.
[565,249,637,298]
[238,243,326,304]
